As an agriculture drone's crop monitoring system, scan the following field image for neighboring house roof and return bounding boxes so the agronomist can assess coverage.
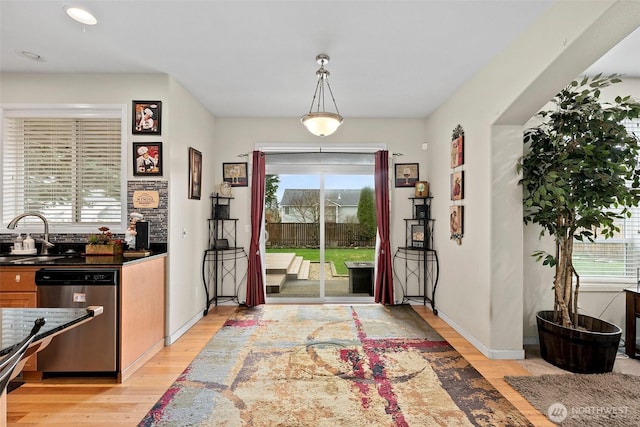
[280,189,364,207]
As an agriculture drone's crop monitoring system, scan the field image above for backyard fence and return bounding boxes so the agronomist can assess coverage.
[266,222,375,248]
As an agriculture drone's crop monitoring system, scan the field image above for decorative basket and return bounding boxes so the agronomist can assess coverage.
[85,244,123,256]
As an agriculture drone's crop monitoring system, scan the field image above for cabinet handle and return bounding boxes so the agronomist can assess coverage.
[15,274,21,283]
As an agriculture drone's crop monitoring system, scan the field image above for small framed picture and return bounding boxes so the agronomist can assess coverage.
[415,204,429,220]
[223,162,248,187]
[451,134,464,168]
[395,163,419,187]
[450,205,463,235]
[213,204,230,219]
[132,101,162,135]
[133,142,162,176]
[451,171,464,201]
[411,224,425,248]
[415,181,429,198]
[213,239,229,250]
[188,147,202,200]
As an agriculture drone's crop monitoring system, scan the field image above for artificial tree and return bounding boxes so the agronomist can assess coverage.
[518,74,640,330]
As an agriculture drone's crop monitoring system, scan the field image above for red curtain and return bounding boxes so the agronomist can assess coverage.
[374,150,394,305]
[246,151,266,307]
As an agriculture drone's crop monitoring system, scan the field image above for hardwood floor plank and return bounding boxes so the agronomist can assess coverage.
[7,305,553,426]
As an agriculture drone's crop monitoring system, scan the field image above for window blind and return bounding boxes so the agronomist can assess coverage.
[2,110,124,231]
[573,119,640,282]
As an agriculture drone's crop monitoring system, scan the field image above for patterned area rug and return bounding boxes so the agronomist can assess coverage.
[140,305,531,426]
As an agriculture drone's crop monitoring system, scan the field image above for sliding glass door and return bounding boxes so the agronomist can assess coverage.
[264,152,375,302]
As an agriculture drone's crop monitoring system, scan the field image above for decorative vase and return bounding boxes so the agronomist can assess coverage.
[536,310,622,374]
[85,244,123,256]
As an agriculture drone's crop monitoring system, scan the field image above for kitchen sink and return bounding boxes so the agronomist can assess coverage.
[0,255,66,264]
[13,256,66,264]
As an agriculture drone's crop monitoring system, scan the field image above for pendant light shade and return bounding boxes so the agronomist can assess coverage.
[301,54,343,137]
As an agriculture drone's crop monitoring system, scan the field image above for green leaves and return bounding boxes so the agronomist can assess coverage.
[519,74,640,315]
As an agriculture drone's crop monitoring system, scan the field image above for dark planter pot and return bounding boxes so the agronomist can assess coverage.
[536,310,622,374]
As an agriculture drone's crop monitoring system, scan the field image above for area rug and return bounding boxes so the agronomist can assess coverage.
[140,305,531,426]
[505,373,640,426]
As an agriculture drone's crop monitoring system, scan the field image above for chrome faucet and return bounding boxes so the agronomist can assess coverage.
[7,212,54,254]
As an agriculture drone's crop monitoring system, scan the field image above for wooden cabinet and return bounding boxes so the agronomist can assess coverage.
[0,267,39,370]
[625,289,640,358]
[119,255,166,382]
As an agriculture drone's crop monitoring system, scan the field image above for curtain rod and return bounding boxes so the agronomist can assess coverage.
[237,151,403,157]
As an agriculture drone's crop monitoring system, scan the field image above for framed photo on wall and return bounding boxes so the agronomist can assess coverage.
[133,142,162,176]
[451,134,464,168]
[450,171,464,201]
[223,162,248,187]
[450,205,463,235]
[189,147,202,199]
[394,163,419,187]
[132,101,162,135]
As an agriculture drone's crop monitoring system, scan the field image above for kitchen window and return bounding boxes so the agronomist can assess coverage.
[1,105,127,233]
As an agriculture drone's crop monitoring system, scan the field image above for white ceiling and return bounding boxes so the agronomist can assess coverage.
[1,1,638,119]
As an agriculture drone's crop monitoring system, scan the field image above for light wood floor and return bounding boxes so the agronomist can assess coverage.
[6,305,553,426]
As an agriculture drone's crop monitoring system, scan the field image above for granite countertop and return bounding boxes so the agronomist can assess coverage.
[0,243,167,266]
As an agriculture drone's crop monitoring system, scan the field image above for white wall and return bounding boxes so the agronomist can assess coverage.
[424,0,640,358]
[165,78,217,342]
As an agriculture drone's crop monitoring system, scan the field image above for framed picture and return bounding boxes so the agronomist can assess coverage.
[133,142,162,176]
[132,101,162,135]
[189,147,202,200]
[450,205,463,235]
[395,163,419,187]
[415,204,429,220]
[213,204,229,219]
[411,224,425,248]
[415,181,429,198]
[223,162,248,187]
[451,134,464,168]
[451,171,464,201]
[212,239,229,250]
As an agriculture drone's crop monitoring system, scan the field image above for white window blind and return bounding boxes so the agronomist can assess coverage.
[2,107,125,231]
[573,119,640,282]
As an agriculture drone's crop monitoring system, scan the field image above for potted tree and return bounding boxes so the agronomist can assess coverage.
[518,74,640,373]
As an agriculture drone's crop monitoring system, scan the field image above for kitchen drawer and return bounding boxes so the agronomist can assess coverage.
[0,291,37,307]
[0,267,38,292]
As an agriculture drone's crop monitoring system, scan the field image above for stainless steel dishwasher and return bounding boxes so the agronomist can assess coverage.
[35,268,119,374]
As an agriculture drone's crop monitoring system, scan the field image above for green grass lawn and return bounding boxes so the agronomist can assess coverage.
[266,247,375,275]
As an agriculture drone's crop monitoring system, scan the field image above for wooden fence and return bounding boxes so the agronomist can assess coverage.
[266,223,375,248]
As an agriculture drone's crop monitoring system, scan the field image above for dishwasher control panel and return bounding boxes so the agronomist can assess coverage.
[35,268,119,286]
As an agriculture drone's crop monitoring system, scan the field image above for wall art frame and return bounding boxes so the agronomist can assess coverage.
[450,170,464,201]
[188,147,203,200]
[450,124,464,168]
[133,142,162,176]
[132,101,162,135]
[449,205,463,244]
[223,162,248,187]
[394,163,419,187]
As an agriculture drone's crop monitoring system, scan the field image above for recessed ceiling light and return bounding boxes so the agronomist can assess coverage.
[65,6,97,25]
[15,50,46,63]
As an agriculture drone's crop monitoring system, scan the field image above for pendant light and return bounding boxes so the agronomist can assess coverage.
[300,54,343,137]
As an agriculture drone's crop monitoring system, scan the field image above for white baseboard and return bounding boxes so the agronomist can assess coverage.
[435,308,525,360]
[166,309,203,345]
